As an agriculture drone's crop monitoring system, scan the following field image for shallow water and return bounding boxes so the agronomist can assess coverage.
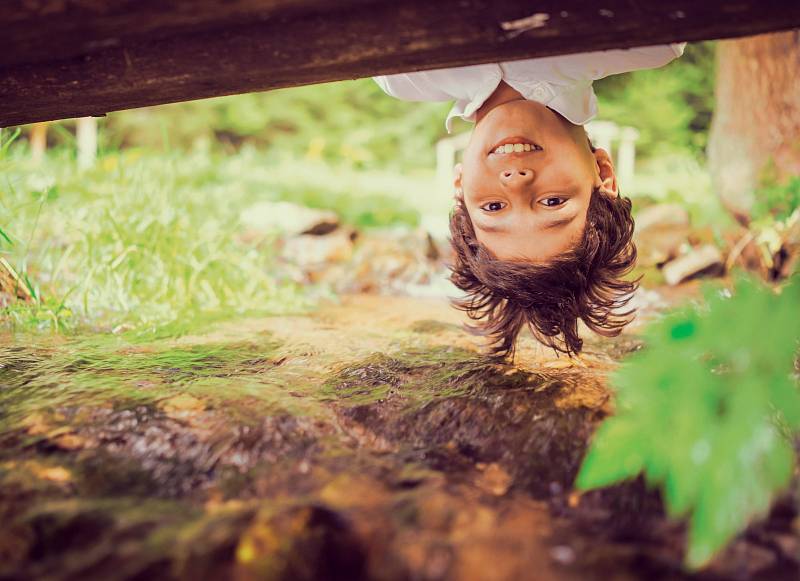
[0,296,796,580]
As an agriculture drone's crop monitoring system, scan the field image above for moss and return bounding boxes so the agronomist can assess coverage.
[8,498,204,579]
[408,319,460,335]
[0,335,286,437]
[324,346,529,407]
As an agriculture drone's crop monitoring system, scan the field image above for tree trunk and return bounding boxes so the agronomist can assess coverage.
[707,31,800,224]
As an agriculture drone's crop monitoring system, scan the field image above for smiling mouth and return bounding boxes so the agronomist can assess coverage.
[488,137,541,156]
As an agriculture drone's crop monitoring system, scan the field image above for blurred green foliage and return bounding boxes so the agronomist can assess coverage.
[220,148,422,228]
[103,80,452,171]
[595,42,716,158]
[577,276,800,568]
[752,176,800,222]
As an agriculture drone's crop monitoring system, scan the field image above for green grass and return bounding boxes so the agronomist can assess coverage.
[0,144,425,335]
[220,146,428,228]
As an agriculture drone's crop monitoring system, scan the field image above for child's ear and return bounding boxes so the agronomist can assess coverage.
[593,148,618,199]
[453,163,464,199]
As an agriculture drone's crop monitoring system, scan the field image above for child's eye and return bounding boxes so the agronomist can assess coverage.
[539,196,566,208]
[480,201,507,212]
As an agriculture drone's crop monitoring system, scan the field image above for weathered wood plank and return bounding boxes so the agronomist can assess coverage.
[2,1,372,69]
[2,0,799,127]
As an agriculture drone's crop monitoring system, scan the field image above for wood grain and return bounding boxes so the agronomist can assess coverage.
[3,0,799,126]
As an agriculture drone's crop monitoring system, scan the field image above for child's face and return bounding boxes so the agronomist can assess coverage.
[455,100,617,264]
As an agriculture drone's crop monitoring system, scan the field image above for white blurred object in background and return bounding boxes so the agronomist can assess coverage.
[76,117,98,170]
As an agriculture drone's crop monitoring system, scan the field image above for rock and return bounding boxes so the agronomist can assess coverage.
[635,204,690,232]
[281,228,356,269]
[474,462,513,496]
[717,540,777,577]
[662,244,724,286]
[633,204,692,267]
[52,433,89,451]
[235,504,367,581]
[623,287,668,319]
[634,227,691,267]
[550,545,576,565]
[22,412,54,436]
[33,465,72,485]
[338,228,449,296]
[270,224,451,297]
[240,201,339,237]
[161,394,206,415]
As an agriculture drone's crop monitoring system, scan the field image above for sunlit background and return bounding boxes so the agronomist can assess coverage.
[1,43,725,334]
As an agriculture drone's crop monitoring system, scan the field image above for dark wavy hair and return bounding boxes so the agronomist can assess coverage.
[448,187,638,358]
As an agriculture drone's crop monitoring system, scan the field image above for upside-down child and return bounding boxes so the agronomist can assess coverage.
[374,43,685,357]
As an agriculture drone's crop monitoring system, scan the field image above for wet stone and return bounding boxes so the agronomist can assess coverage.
[236,504,368,581]
[329,349,604,498]
[662,244,725,286]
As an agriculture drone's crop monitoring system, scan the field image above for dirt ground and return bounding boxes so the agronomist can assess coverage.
[0,293,797,581]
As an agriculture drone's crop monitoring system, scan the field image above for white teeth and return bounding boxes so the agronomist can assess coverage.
[493,143,537,154]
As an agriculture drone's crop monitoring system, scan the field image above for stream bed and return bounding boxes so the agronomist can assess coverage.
[0,296,797,580]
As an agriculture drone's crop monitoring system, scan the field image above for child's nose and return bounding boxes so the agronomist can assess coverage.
[500,168,534,186]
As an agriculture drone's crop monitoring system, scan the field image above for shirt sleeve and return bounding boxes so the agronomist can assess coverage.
[584,43,686,80]
[372,73,455,102]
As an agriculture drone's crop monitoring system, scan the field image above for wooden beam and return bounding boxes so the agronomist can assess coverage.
[2,1,799,127]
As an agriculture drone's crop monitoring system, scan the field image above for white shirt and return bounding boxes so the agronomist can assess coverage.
[374,44,685,132]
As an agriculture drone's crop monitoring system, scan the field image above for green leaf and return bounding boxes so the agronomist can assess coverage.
[576,275,800,569]
[771,375,800,429]
[686,420,793,569]
[576,416,646,489]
